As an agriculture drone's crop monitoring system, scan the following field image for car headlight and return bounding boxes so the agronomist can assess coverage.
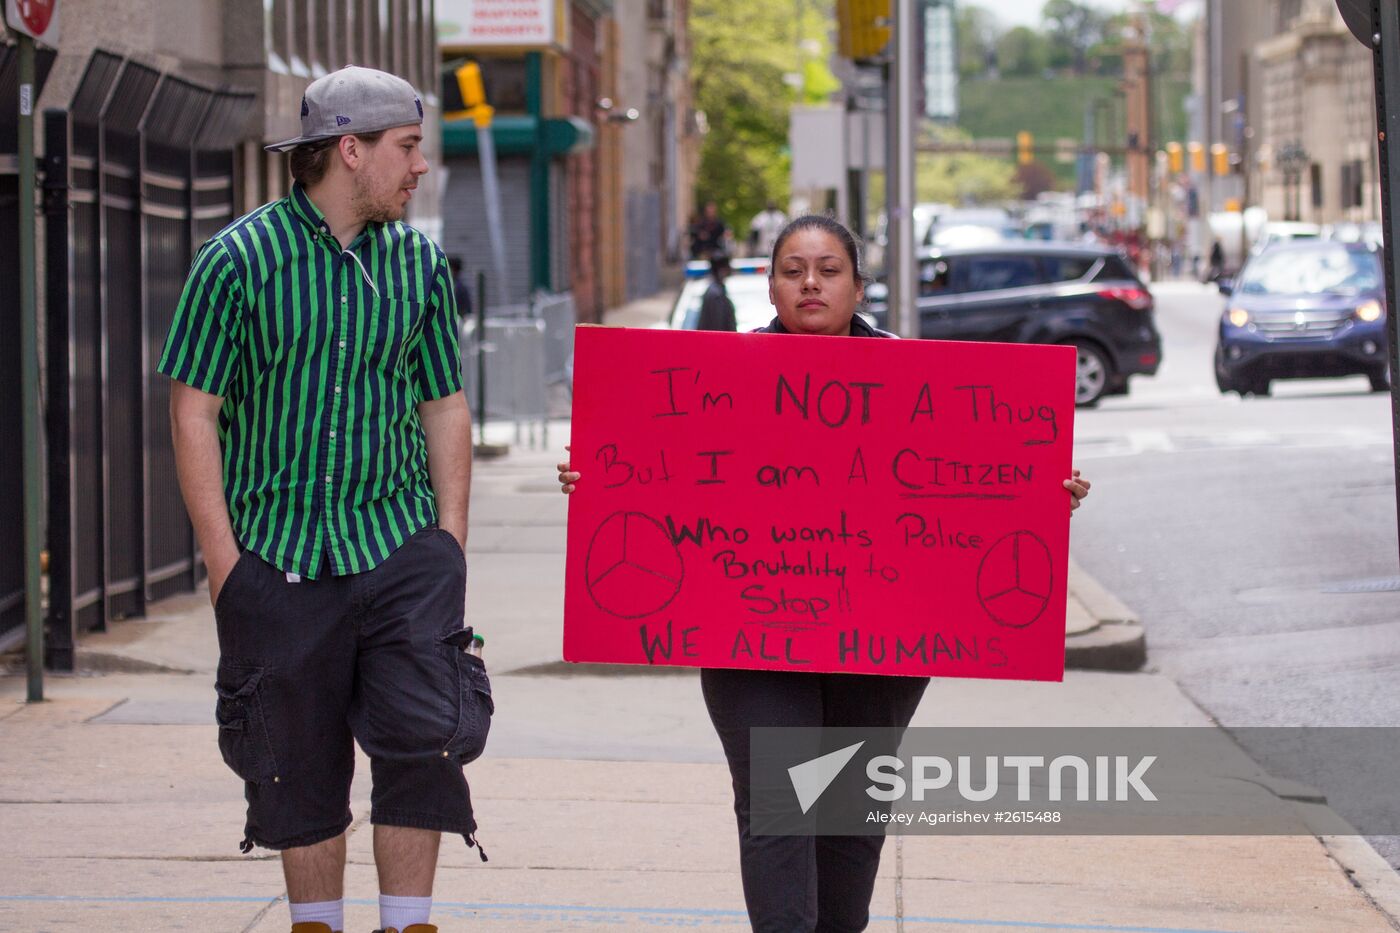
[1227,308,1250,327]
[1355,299,1383,322]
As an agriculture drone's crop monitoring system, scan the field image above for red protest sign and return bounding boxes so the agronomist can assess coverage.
[563,327,1076,682]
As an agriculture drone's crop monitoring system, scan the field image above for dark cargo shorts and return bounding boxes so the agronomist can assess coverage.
[212,526,493,855]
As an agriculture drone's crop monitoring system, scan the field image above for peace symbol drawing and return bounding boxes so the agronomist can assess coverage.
[975,530,1053,629]
[585,511,685,619]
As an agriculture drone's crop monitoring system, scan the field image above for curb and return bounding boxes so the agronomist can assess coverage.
[1318,830,1400,931]
[1064,558,1147,672]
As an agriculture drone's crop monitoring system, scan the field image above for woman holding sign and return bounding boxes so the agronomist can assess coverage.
[559,215,1091,932]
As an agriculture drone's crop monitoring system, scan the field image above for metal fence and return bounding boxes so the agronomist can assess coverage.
[533,289,576,387]
[43,51,252,668]
[462,317,551,447]
[0,43,57,652]
[460,290,577,448]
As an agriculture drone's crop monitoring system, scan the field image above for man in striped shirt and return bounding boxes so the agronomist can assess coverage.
[160,66,488,933]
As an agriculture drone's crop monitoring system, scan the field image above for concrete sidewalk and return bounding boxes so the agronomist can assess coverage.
[3,422,1399,931]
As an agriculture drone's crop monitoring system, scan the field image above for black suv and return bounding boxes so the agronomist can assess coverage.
[872,243,1163,405]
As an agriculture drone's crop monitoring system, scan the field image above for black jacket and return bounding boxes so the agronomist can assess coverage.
[756,314,895,338]
[696,280,738,332]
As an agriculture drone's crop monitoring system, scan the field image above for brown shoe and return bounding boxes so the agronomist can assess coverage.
[290,924,340,933]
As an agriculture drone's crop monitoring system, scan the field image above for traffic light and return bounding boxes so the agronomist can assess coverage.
[837,0,891,62]
[1017,131,1033,165]
[1187,141,1205,173]
[1166,141,1183,174]
[1211,143,1230,176]
[443,61,494,128]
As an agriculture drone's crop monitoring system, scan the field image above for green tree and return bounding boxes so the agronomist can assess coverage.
[690,0,837,231]
[916,153,1019,205]
[1103,9,1192,76]
[995,25,1050,77]
[914,128,1019,204]
[1041,0,1107,74]
[956,4,1001,79]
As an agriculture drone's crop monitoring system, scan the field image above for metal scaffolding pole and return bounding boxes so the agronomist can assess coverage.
[18,33,44,702]
[886,0,918,339]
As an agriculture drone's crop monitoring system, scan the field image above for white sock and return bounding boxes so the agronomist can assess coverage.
[288,898,343,930]
[379,894,432,929]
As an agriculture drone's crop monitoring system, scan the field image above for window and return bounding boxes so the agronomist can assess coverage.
[1310,163,1323,210]
[1092,256,1138,282]
[959,255,1042,292]
[1342,160,1366,209]
[1046,256,1095,283]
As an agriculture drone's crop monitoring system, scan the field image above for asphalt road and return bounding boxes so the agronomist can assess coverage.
[1068,279,1400,865]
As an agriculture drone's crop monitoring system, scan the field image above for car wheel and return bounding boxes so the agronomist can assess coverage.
[1069,342,1110,407]
[1246,379,1271,397]
[1213,348,1236,394]
[1370,366,1391,393]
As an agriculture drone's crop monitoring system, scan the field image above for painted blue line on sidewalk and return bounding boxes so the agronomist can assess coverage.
[0,895,1246,932]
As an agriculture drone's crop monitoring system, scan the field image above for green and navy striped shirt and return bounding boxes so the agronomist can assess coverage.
[158,182,463,579]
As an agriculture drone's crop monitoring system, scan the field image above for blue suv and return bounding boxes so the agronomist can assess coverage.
[1215,241,1388,396]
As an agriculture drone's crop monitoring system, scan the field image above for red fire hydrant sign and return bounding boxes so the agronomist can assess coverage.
[563,326,1076,682]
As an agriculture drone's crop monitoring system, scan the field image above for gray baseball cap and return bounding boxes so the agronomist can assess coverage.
[265,65,424,152]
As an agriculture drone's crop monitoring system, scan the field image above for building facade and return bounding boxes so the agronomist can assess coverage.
[599,0,699,307]
[1249,0,1378,223]
[1,1,441,661]
[439,0,696,322]
[31,0,444,228]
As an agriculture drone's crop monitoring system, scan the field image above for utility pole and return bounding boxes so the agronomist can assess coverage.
[1121,15,1151,214]
[446,62,508,300]
[1206,0,1222,248]
[16,31,43,703]
[1336,0,1400,565]
[886,0,918,339]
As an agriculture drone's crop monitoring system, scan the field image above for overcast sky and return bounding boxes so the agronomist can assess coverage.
[990,0,1201,29]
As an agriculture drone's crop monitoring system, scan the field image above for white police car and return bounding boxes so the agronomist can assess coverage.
[668,258,776,331]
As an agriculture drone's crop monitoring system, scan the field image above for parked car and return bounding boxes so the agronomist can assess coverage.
[924,207,1019,248]
[1250,221,1322,255]
[1215,241,1388,396]
[1323,220,1383,248]
[871,242,1162,406]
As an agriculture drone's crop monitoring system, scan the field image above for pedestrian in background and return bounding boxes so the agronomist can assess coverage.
[1207,239,1226,283]
[160,65,489,933]
[557,214,1092,932]
[448,255,475,319]
[748,200,787,259]
[689,199,730,259]
[695,253,737,332]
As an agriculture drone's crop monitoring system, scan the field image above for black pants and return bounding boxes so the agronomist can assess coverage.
[701,668,929,933]
[213,526,492,853]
